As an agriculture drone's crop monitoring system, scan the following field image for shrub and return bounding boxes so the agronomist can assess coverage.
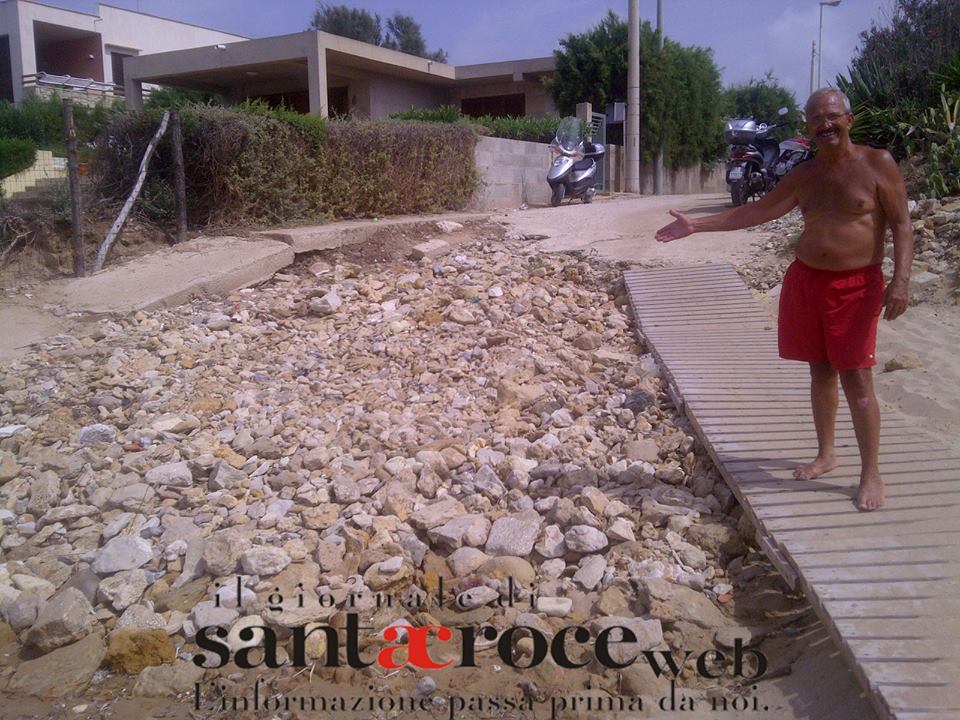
[548,11,725,167]
[96,104,478,226]
[0,137,37,178]
[389,105,564,143]
[902,87,960,198]
[0,94,119,156]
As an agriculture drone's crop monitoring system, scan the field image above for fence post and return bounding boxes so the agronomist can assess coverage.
[63,98,84,277]
[170,108,187,244]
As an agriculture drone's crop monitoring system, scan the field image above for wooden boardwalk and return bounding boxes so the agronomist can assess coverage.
[624,263,960,720]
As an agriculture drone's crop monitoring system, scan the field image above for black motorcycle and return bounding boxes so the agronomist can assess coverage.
[724,108,811,206]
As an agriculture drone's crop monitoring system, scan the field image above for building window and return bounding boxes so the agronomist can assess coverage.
[0,36,13,103]
[461,94,525,118]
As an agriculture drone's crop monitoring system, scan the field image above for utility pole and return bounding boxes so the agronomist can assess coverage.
[818,0,841,88]
[809,41,816,97]
[626,0,640,194]
[654,0,664,195]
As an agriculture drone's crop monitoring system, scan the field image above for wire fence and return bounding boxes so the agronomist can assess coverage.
[0,150,68,199]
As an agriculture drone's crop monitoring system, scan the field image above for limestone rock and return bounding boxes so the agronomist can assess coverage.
[564,525,608,553]
[25,588,95,652]
[106,628,176,674]
[92,535,153,575]
[144,461,193,487]
[240,546,292,577]
[10,632,105,697]
[485,511,541,556]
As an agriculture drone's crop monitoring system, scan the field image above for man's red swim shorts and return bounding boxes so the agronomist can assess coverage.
[778,258,884,371]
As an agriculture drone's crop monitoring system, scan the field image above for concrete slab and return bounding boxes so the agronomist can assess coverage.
[258,211,488,254]
[38,236,294,315]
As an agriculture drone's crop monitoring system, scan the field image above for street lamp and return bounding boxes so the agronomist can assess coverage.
[818,0,841,89]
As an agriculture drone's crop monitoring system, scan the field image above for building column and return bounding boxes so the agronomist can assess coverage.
[11,2,34,104]
[124,76,143,111]
[307,34,328,117]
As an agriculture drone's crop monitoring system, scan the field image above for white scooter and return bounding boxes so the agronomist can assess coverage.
[547,117,606,206]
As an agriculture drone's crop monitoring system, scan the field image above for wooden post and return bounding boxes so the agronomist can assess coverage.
[93,111,170,273]
[63,99,84,277]
[170,108,187,244]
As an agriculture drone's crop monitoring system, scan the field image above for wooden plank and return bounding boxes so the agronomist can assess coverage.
[774,517,960,542]
[823,597,960,619]
[862,659,960,688]
[806,576,960,597]
[712,439,934,456]
[754,495,960,520]
[764,506,960,532]
[804,565,960,583]
[747,481,960,508]
[833,618,944,638]
[844,638,952,661]
[782,531,960,554]
[717,450,947,470]
[630,297,760,309]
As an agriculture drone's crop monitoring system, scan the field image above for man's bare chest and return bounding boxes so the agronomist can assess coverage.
[799,164,879,216]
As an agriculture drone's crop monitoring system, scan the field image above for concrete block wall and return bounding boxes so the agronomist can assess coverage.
[472,136,729,209]
[472,135,552,209]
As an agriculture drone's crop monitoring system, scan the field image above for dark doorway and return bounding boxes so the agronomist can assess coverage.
[111,51,132,90]
[252,90,310,114]
[328,86,348,117]
[461,93,525,118]
[0,36,12,103]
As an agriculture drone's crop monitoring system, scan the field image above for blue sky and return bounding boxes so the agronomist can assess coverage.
[43,0,895,103]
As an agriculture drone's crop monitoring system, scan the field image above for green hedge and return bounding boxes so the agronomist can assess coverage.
[389,105,568,144]
[0,137,37,178]
[0,95,118,156]
[96,104,479,226]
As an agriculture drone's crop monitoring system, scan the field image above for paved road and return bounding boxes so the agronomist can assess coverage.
[501,192,768,266]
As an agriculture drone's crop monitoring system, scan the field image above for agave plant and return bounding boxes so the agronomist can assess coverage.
[932,52,960,94]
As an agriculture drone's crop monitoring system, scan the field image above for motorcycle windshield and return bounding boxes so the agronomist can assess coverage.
[555,117,582,153]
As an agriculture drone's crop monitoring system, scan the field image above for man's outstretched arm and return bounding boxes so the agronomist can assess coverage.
[656,168,803,242]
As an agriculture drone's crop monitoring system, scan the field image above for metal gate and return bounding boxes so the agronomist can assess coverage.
[590,111,607,192]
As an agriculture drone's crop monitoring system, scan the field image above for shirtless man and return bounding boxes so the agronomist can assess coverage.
[655,89,913,511]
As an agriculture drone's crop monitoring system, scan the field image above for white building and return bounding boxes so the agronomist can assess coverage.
[0,0,246,104]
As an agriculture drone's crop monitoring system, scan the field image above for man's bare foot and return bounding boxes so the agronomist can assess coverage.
[856,470,885,511]
[793,454,837,480]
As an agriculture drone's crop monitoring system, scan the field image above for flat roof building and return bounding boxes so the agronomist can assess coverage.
[0,0,556,119]
[0,0,246,104]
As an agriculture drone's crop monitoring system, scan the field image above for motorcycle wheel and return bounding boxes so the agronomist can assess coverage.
[550,184,565,207]
[583,187,595,204]
[730,180,748,207]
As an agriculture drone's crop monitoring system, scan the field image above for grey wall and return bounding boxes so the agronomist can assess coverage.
[367,76,446,119]
[472,136,552,208]
[473,137,728,209]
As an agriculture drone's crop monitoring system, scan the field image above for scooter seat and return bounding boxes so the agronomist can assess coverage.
[572,158,594,172]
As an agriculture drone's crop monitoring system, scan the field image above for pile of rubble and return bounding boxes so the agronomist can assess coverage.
[0,224,793,710]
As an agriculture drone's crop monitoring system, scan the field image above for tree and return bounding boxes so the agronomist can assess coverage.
[841,0,960,110]
[723,72,800,137]
[383,14,447,63]
[309,3,446,62]
[548,11,725,166]
[310,3,382,45]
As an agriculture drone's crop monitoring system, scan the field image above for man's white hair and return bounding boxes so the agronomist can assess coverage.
[805,88,852,114]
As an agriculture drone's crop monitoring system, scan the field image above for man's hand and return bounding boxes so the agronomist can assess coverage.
[655,210,695,242]
[883,277,909,320]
